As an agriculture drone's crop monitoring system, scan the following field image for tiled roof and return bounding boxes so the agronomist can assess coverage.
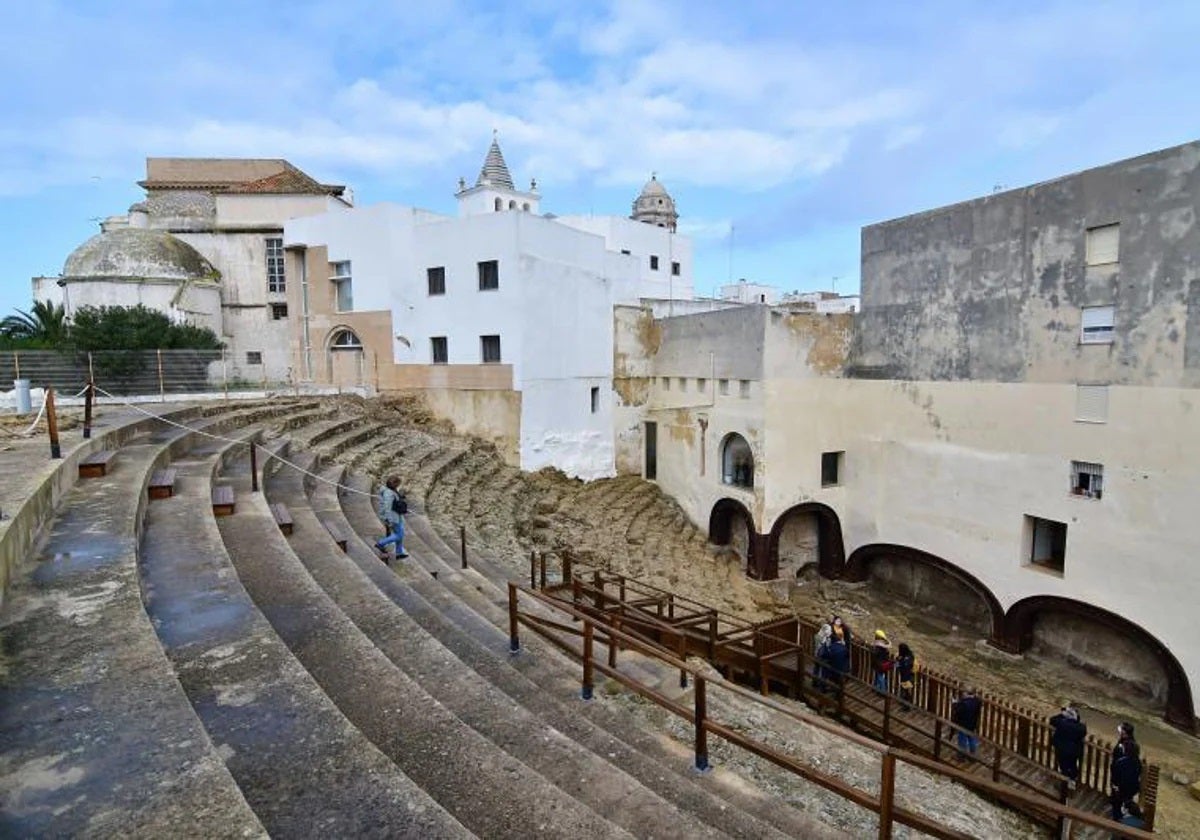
[139,158,344,196]
[476,136,514,190]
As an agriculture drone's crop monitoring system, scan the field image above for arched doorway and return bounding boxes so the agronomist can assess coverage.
[1002,596,1196,732]
[708,498,757,577]
[719,433,754,489]
[326,327,364,387]
[843,544,1004,639]
[766,503,846,581]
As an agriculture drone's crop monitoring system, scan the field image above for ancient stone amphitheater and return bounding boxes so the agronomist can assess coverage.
[0,396,1124,838]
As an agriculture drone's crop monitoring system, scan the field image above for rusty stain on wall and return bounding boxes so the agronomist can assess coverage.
[786,312,852,374]
[636,310,663,355]
[613,376,650,406]
[668,408,696,444]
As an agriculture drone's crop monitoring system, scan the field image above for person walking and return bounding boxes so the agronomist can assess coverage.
[1109,722,1142,821]
[895,643,916,710]
[1048,704,1087,788]
[950,687,982,759]
[374,475,409,560]
[871,629,892,693]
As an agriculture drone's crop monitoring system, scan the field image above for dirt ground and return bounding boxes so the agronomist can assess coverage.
[344,395,1200,837]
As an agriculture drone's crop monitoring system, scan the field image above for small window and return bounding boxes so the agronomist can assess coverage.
[1070,461,1103,499]
[672,261,681,276]
[427,266,446,295]
[721,433,754,489]
[677,377,687,392]
[522,202,530,211]
[1025,515,1067,575]
[590,386,599,413]
[334,278,352,311]
[719,379,729,396]
[330,329,362,349]
[270,303,288,320]
[621,249,631,255]
[431,336,448,364]
[821,451,844,487]
[739,380,750,398]
[494,197,502,211]
[697,377,706,392]
[1081,305,1114,344]
[331,261,351,278]
[478,260,499,291]
[246,351,263,365]
[662,377,671,391]
[650,255,659,271]
[481,334,501,363]
[1075,384,1109,423]
[266,237,286,293]
[1086,223,1119,266]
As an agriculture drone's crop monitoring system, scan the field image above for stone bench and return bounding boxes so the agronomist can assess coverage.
[148,468,177,500]
[79,450,117,478]
[211,484,235,517]
[271,502,294,536]
[320,517,348,553]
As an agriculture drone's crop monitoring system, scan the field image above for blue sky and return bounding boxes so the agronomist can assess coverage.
[2,0,1199,318]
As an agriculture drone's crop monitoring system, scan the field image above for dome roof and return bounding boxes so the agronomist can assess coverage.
[638,175,670,198]
[63,228,218,282]
[631,174,678,231]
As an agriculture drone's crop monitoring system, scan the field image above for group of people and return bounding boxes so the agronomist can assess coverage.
[811,617,1144,824]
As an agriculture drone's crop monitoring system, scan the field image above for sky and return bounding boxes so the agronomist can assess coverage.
[1,0,1199,319]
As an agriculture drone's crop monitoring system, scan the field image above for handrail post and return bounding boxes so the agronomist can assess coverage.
[507,582,520,653]
[562,553,572,586]
[46,387,61,459]
[250,442,259,492]
[460,525,467,569]
[707,611,717,660]
[677,632,688,688]
[530,550,537,589]
[539,552,547,590]
[878,752,896,839]
[582,621,594,700]
[619,574,626,604]
[82,380,93,439]
[694,676,709,771]
[608,616,620,668]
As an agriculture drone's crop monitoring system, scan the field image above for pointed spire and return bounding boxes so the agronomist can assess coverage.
[476,130,515,190]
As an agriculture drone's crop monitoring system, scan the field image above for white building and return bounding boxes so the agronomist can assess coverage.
[283,137,693,480]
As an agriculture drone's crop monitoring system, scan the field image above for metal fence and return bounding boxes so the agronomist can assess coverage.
[1,350,292,398]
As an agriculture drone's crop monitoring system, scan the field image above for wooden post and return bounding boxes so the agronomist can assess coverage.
[157,348,165,402]
[82,380,93,439]
[694,676,709,771]
[530,550,537,589]
[582,621,594,700]
[46,387,61,459]
[618,574,626,604]
[87,352,94,384]
[592,570,602,609]
[249,442,259,492]
[707,612,717,660]
[539,552,547,590]
[562,553,572,586]
[507,582,520,653]
[677,633,688,688]
[883,693,892,742]
[608,617,620,668]
[668,593,675,620]
[878,753,896,839]
[459,525,467,569]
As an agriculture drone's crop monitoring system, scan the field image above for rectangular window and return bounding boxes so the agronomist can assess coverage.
[331,261,352,312]
[246,351,263,365]
[719,379,729,396]
[696,377,706,392]
[672,261,681,276]
[266,237,286,293]
[427,266,446,295]
[590,386,600,414]
[821,451,843,487]
[650,255,659,271]
[431,336,448,364]
[1025,515,1067,575]
[1086,223,1119,266]
[620,249,631,255]
[478,260,499,291]
[1081,305,1114,344]
[270,303,288,320]
[1070,461,1103,499]
[677,377,687,392]
[662,377,671,391]
[739,380,751,398]
[480,334,501,363]
[1075,384,1109,423]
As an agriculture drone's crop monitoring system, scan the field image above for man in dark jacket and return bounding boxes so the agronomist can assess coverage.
[951,687,982,758]
[1109,722,1142,820]
[1048,704,1087,787]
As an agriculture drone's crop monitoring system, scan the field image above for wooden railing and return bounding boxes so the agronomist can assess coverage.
[508,581,1155,840]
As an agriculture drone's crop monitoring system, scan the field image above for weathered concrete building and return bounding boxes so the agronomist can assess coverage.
[623,140,1200,732]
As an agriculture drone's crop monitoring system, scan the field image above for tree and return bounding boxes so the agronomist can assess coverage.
[69,305,222,351]
[0,300,69,347]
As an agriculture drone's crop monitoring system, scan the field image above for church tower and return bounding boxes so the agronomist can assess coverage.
[630,174,678,231]
[456,132,540,217]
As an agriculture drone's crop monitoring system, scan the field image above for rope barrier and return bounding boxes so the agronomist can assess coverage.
[89,385,376,498]
[16,383,88,436]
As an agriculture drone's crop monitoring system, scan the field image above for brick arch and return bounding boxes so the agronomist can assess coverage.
[1002,596,1196,733]
[708,498,764,578]
[844,543,1005,641]
[765,503,846,580]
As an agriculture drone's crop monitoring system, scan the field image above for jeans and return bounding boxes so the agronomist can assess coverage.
[377,518,405,553]
[873,672,888,693]
[956,730,978,756]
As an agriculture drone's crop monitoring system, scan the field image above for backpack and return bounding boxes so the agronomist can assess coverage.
[392,494,408,515]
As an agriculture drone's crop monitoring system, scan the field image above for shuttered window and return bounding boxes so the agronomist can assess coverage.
[1075,385,1109,423]
[1086,224,1119,265]
[1081,305,1114,344]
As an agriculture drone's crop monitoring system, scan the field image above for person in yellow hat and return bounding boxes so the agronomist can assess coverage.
[871,629,892,693]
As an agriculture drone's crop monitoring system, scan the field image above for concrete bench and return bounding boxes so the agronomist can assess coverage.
[321,518,348,553]
[148,468,177,500]
[270,502,294,536]
[79,450,117,478]
[211,485,236,517]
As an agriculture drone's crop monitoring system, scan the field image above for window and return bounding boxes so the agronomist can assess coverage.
[522,203,530,211]
[270,303,288,320]
[481,334,501,363]
[1075,384,1109,423]
[677,377,687,392]
[662,377,671,391]
[431,336,448,364]
[672,261,681,276]
[590,386,599,413]
[266,237,286,293]
[720,433,754,489]
[621,249,631,255]
[1025,516,1067,575]
[1081,305,1114,344]
[649,255,660,271]
[331,261,352,312]
[739,380,751,398]
[427,266,446,295]
[494,197,502,211]
[697,377,706,392]
[478,260,499,291]
[246,351,263,365]
[1086,223,1119,266]
[719,379,729,396]
[1070,461,1103,499]
[330,329,362,349]
[821,451,844,487]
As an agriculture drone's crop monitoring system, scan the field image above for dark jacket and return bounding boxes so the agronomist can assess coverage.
[951,694,982,731]
[895,652,915,683]
[825,638,851,674]
[1111,738,1142,792]
[1049,713,1087,758]
[871,640,892,673]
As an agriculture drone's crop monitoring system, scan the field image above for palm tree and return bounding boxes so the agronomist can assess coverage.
[0,300,69,346]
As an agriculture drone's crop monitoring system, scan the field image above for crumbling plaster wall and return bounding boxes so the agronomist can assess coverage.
[854,141,1200,387]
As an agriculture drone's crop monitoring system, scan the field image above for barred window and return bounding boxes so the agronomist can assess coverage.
[1070,461,1103,499]
[266,237,286,293]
